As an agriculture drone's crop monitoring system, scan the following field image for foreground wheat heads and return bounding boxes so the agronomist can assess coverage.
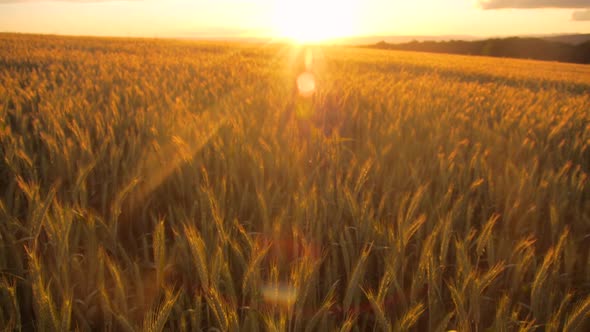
[0,33,589,331]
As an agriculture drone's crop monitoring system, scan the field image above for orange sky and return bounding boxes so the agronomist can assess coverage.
[0,0,588,41]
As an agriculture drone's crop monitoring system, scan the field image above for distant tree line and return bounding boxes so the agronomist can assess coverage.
[368,37,590,64]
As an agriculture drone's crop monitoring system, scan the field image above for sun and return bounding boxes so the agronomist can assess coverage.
[273,0,358,43]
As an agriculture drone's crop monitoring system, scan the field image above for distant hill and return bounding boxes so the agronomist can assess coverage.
[332,35,480,45]
[366,37,590,64]
[335,33,590,46]
[541,34,590,45]
[142,33,590,48]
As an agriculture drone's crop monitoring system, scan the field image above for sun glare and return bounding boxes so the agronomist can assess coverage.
[273,0,357,43]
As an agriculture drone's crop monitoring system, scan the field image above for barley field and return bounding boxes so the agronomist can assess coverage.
[1,33,589,331]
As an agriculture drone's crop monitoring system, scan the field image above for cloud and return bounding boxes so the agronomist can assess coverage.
[479,0,590,9]
[572,8,590,19]
[479,0,590,21]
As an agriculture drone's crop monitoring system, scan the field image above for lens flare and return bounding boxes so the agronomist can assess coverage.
[262,283,298,307]
[305,49,313,70]
[297,72,316,97]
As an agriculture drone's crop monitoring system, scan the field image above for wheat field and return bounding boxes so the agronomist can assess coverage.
[0,33,589,331]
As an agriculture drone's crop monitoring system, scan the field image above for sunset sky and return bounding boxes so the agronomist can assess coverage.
[0,0,588,41]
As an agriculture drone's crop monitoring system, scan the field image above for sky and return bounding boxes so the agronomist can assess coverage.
[0,0,588,40]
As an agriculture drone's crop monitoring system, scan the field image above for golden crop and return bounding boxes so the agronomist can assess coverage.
[0,33,589,331]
